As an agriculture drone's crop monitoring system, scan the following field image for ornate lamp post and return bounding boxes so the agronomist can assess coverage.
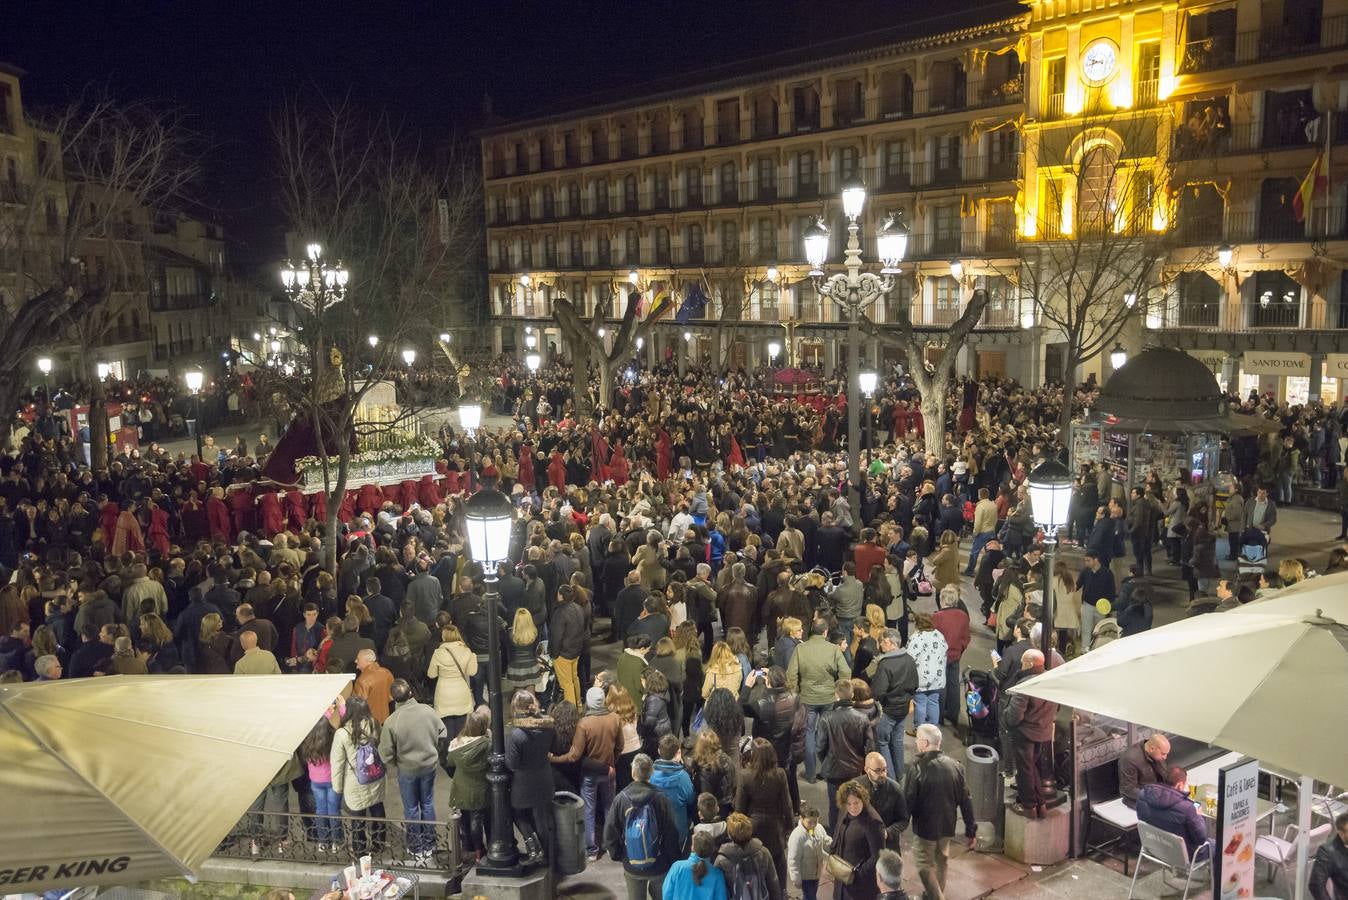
[463,487,522,874]
[1109,343,1127,371]
[1026,459,1072,668]
[184,369,205,460]
[859,369,878,471]
[803,180,907,527]
[402,348,417,367]
[525,351,541,373]
[281,243,348,313]
[767,340,781,368]
[457,402,482,439]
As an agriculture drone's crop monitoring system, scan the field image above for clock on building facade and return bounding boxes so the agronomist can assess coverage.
[1081,38,1119,85]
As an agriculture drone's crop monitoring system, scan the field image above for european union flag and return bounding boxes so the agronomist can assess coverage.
[675,283,708,324]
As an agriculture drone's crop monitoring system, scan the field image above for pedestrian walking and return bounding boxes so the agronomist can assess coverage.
[902,724,977,900]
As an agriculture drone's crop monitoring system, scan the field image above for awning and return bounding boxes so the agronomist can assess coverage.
[1097,411,1281,435]
[0,675,349,893]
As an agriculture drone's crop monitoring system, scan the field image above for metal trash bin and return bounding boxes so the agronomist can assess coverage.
[552,791,586,876]
[443,807,463,871]
[966,744,1002,819]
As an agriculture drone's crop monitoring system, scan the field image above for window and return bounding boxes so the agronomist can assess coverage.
[623,175,639,211]
[682,109,704,149]
[752,95,777,138]
[1258,177,1302,240]
[566,182,581,215]
[797,151,817,196]
[625,227,639,262]
[757,218,775,260]
[35,139,49,174]
[0,84,11,133]
[650,111,670,153]
[619,121,637,158]
[834,78,864,126]
[687,224,704,262]
[1177,271,1222,326]
[837,147,859,182]
[686,166,703,205]
[520,239,533,267]
[986,199,1016,251]
[760,280,779,320]
[792,85,821,131]
[517,191,531,222]
[720,161,738,202]
[495,241,509,269]
[654,172,670,209]
[541,186,555,219]
[1045,58,1066,118]
[1176,183,1225,243]
[568,233,583,265]
[989,129,1018,178]
[934,276,960,323]
[716,98,740,144]
[543,235,557,267]
[590,126,607,162]
[654,227,671,263]
[1252,270,1301,327]
[882,140,910,188]
[934,135,961,184]
[493,196,506,224]
[514,142,528,173]
[1077,145,1118,234]
[933,204,960,252]
[879,71,914,118]
[1135,44,1161,106]
[563,131,577,165]
[757,157,776,197]
[594,180,609,214]
[596,234,611,265]
[538,137,553,169]
[721,222,739,262]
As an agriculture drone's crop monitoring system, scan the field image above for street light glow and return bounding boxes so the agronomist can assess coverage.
[859,370,878,397]
[36,357,52,376]
[840,176,867,221]
[402,348,417,366]
[368,335,379,348]
[767,340,781,360]
[184,369,204,393]
[525,352,540,372]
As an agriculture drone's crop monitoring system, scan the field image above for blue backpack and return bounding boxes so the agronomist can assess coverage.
[623,798,660,872]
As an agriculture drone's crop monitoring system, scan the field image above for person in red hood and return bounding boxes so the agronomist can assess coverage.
[206,487,232,542]
[609,443,629,486]
[518,444,536,492]
[148,500,171,556]
[655,428,672,481]
[548,450,567,490]
[258,490,284,537]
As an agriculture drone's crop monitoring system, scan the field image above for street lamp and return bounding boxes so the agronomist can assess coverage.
[767,340,781,366]
[280,243,348,313]
[35,357,52,409]
[859,370,878,469]
[1109,343,1127,371]
[457,402,482,438]
[628,268,640,285]
[803,178,904,527]
[1217,243,1234,270]
[463,487,523,875]
[766,265,779,283]
[96,362,110,381]
[368,334,379,349]
[1026,459,1072,667]
[439,332,451,344]
[184,369,205,461]
[402,348,417,367]
[525,332,537,350]
[269,339,282,355]
[525,352,541,373]
[252,332,262,342]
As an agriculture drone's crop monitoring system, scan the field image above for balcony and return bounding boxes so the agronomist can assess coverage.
[1135,79,1160,109]
[1182,16,1348,71]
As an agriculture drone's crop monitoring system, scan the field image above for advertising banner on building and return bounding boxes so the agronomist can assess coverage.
[1325,354,1348,379]
[1215,758,1260,899]
[1241,352,1311,376]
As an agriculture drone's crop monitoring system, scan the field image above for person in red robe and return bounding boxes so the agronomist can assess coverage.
[590,427,610,483]
[418,475,442,507]
[285,490,308,531]
[99,500,120,544]
[112,505,145,556]
[547,450,567,490]
[726,435,745,470]
[400,480,419,511]
[206,488,232,543]
[228,486,255,537]
[655,428,673,481]
[311,490,329,524]
[443,469,461,495]
[911,406,925,437]
[338,490,356,524]
[258,491,285,537]
[148,501,171,556]
[893,403,911,439]
[189,457,211,487]
[609,443,629,486]
[181,493,208,542]
[518,444,536,492]
[358,483,382,516]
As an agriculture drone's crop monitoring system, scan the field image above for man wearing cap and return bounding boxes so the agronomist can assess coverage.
[550,685,625,861]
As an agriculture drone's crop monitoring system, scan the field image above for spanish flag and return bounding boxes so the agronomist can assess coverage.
[645,284,671,319]
[1293,152,1327,222]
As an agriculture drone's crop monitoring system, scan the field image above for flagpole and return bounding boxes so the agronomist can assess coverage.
[1325,108,1333,238]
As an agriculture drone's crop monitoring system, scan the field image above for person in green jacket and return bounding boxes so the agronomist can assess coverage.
[616,633,652,707]
[443,708,490,859]
[785,620,849,783]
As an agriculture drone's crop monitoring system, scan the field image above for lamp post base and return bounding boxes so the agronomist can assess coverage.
[463,861,554,897]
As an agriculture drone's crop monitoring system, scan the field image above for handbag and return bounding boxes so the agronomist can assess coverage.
[825,853,856,885]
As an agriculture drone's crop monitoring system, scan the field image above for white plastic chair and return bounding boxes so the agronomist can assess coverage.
[1256,796,1337,885]
[1128,821,1212,900]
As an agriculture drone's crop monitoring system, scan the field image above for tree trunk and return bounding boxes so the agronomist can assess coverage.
[598,365,616,412]
[1058,357,1078,442]
[921,374,947,458]
[324,447,347,575]
[571,355,591,418]
[87,358,110,470]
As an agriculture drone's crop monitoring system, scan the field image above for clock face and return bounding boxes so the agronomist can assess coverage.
[1081,39,1119,86]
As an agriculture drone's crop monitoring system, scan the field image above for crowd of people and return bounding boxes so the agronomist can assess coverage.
[0,351,1339,899]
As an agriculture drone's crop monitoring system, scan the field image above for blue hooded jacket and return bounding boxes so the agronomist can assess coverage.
[650,758,696,850]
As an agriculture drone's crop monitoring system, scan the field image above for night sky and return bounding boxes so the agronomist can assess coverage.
[0,0,1014,269]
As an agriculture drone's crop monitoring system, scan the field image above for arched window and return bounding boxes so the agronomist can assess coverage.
[1077,144,1118,234]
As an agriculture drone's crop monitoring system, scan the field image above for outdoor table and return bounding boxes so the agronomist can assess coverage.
[312,868,420,900]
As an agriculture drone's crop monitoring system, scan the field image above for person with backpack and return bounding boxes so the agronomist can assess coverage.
[734,737,794,893]
[663,830,730,900]
[713,811,782,900]
[604,752,682,900]
[329,695,386,856]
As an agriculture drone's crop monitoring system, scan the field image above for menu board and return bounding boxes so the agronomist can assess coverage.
[1215,758,1260,899]
[1071,424,1103,470]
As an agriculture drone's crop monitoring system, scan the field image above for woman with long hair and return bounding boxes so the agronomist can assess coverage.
[650,636,685,738]
[506,607,541,692]
[662,830,728,900]
[686,729,738,818]
[505,690,556,866]
[299,715,341,853]
[137,613,180,672]
[1051,568,1082,658]
[702,686,744,765]
[673,622,705,733]
[734,737,794,891]
[724,627,752,682]
[606,683,642,791]
[427,623,478,741]
[907,613,948,728]
[638,668,674,756]
[330,695,385,855]
[344,596,374,640]
[546,699,582,795]
[702,640,742,698]
[444,708,491,860]
[832,780,884,900]
[196,612,232,674]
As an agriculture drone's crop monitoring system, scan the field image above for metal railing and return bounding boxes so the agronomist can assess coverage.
[1181,16,1348,72]
[217,810,462,873]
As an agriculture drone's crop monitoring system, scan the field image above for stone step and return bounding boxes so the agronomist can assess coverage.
[1004,801,1071,867]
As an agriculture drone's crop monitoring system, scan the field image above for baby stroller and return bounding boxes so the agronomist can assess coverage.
[533,647,561,709]
[964,669,999,745]
[1237,527,1269,579]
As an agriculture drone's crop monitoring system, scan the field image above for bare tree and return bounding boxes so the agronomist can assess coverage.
[257,93,480,570]
[1008,115,1190,438]
[552,286,671,415]
[860,280,992,456]
[0,91,199,459]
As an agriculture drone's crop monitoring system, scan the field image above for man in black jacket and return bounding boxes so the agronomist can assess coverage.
[816,677,876,833]
[1310,812,1348,900]
[551,583,587,708]
[1004,650,1058,818]
[846,752,909,851]
[905,724,977,900]
[814,512,848,574]
[1117,734,1170,808]
[869,629,918,775]
[603,752,681,900]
